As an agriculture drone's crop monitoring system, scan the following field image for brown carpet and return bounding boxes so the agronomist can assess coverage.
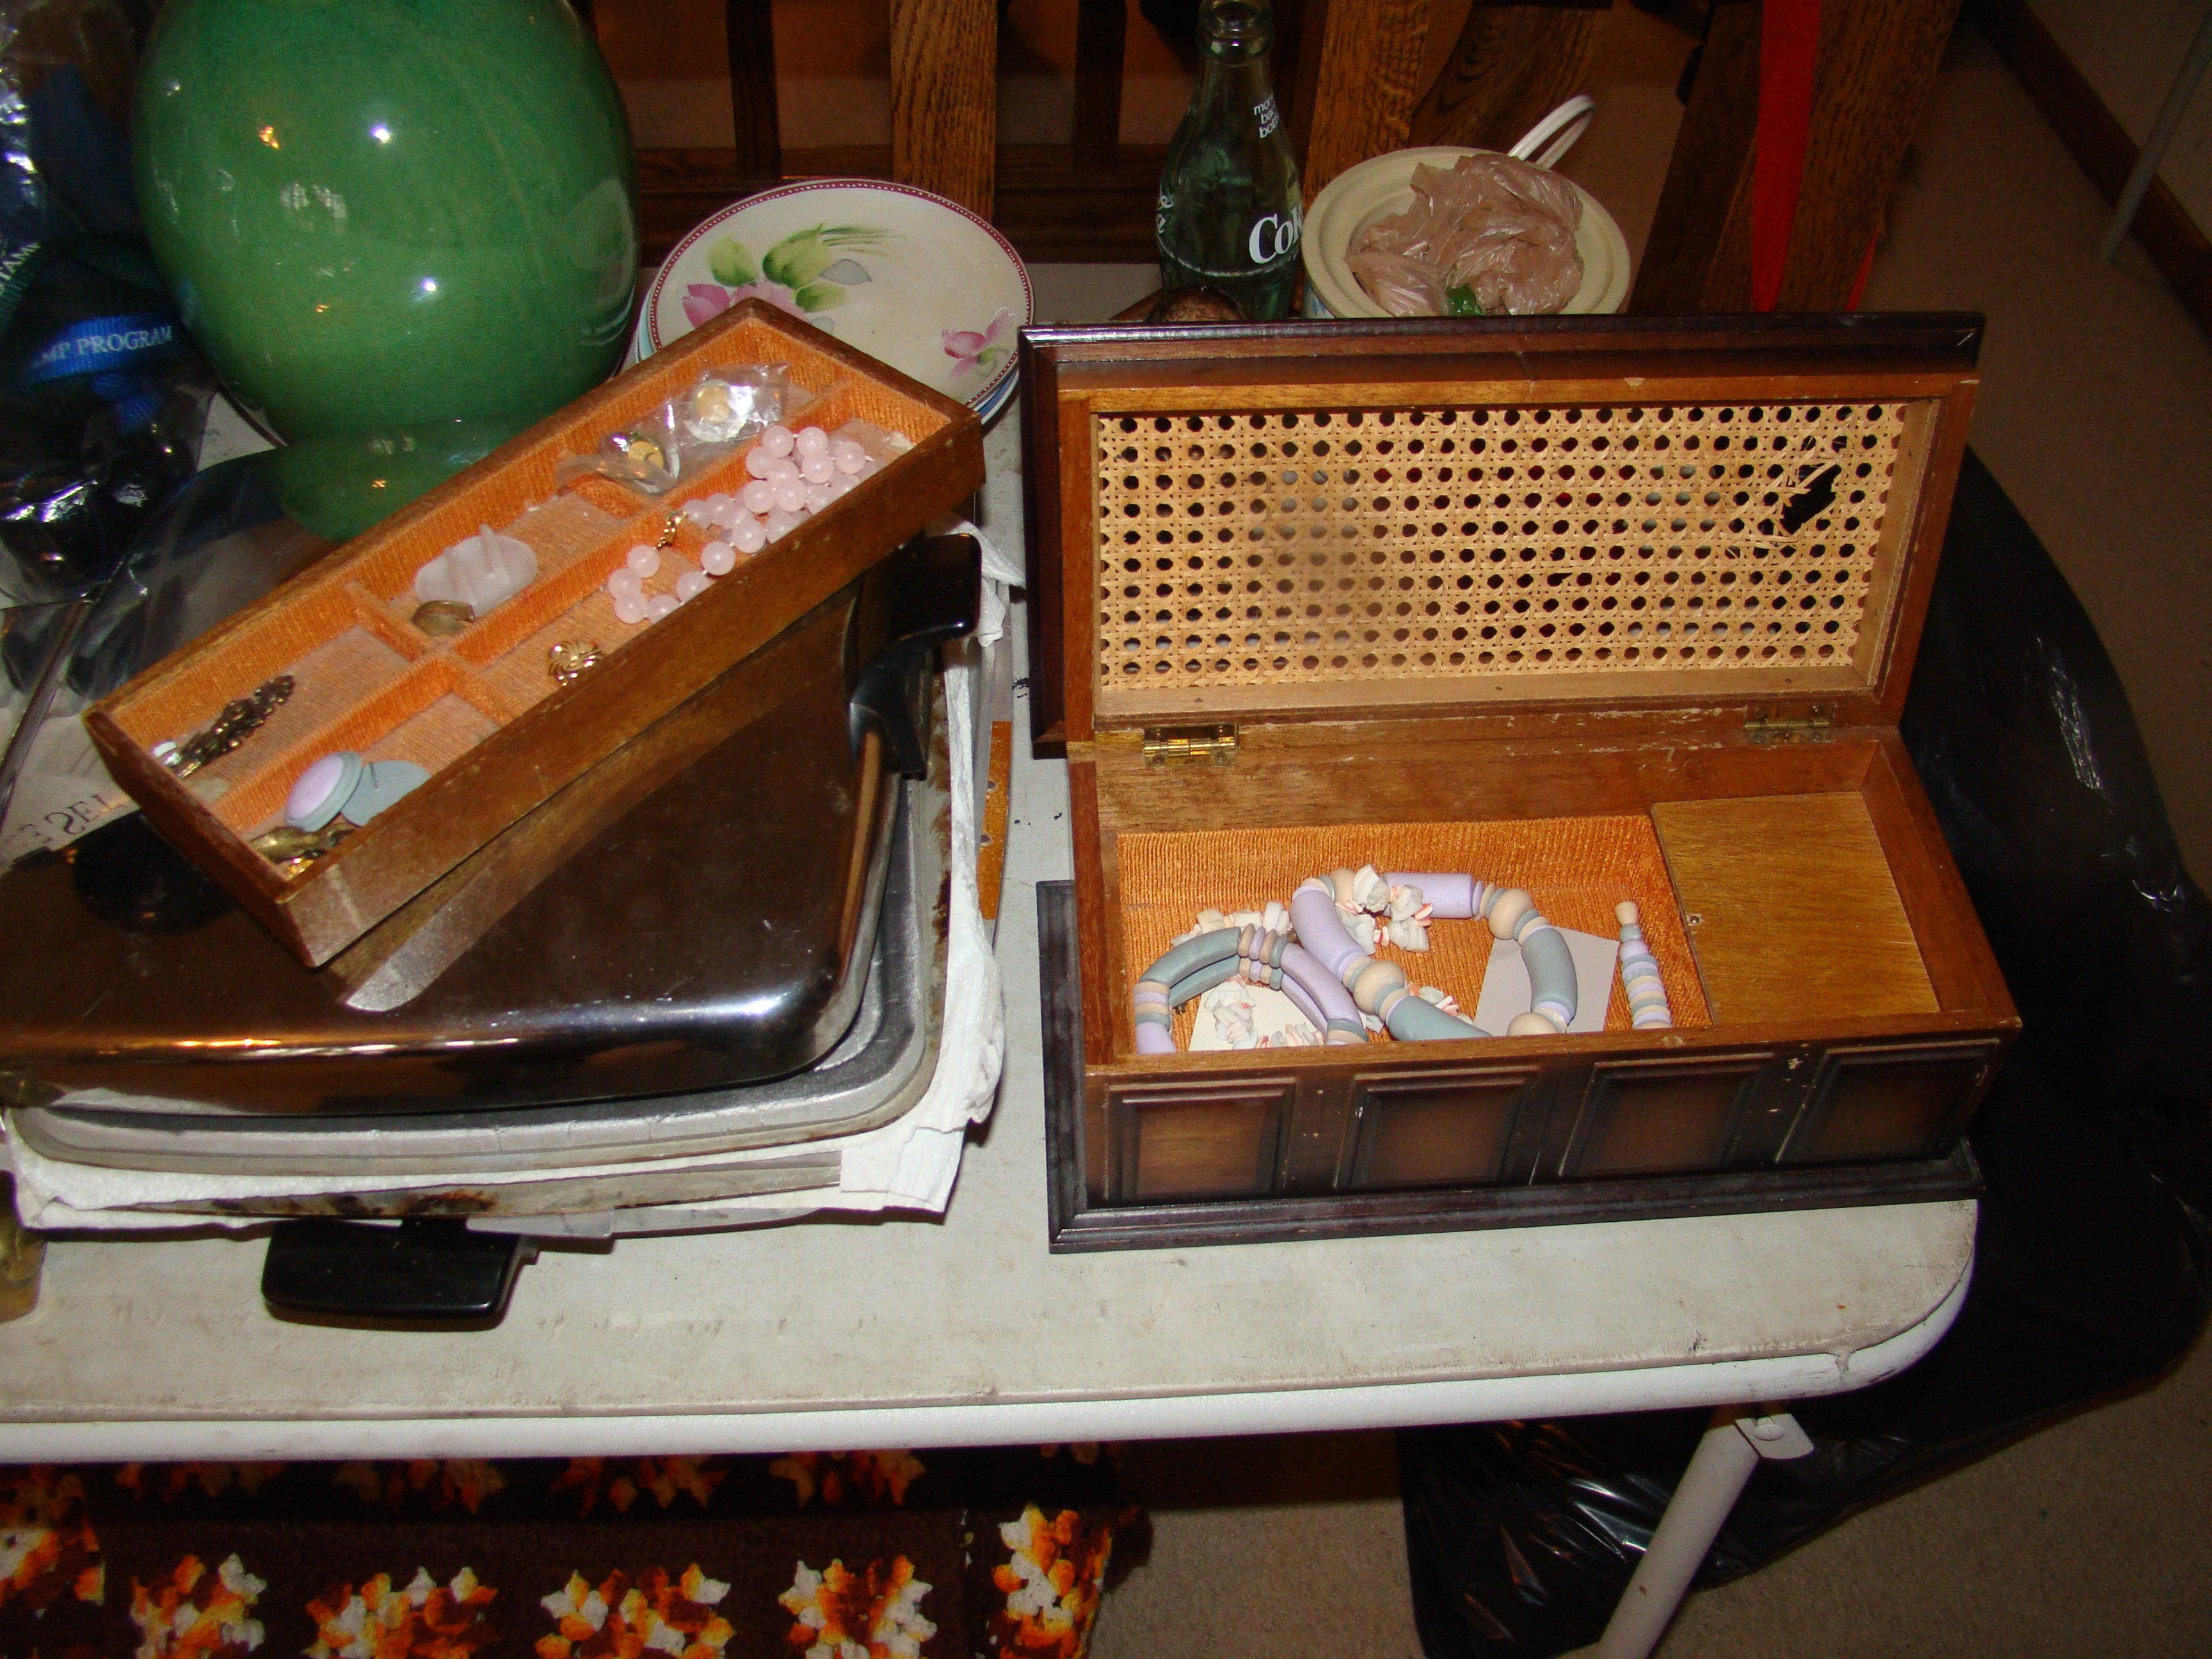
[1088,9,2212,1657]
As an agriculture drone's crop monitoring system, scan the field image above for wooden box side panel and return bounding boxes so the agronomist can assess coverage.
[1078,1032,2003,1203]
[1038,881,1992,1251]
[1651,791,1939,1024]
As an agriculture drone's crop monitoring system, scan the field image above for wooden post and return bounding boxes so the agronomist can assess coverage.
[1074,0,1127,177]
[726,0,782,183]
[890,0,1001,217]
[1777,0,1962,307]
[1631,0,1964,314]
[1631,0,1761,313]
[1274,0,1326,166]
[1301,0,1436,200]
[1407,0,1607,154]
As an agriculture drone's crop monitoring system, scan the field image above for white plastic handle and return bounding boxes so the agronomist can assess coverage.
[1508,94,1596,170]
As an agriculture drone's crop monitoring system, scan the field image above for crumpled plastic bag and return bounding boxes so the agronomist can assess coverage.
[0,0,214,614]
[554,364,803,497]
[1397,447,2212,1656]
[1349,154,1584,317]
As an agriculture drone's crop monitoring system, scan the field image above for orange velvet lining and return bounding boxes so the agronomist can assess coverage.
[1116,815,1711,1050]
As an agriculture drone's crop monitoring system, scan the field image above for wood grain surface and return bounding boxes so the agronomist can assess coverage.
[889,0,999,216]
[1654,792,1939,1022]
[1301,0,1436,199]
[1631,0,1964,312]
[976,718,1013,922]
[1073,0,1126,172]
[1777,0,1965,309]
[1409,0,1606,153]
[723,0,780,180]
[1629,0,1761,313]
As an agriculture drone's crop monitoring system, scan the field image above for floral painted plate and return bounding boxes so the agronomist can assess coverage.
[634,179,1032,422]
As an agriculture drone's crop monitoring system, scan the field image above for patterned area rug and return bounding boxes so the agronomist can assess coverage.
[0,1451,1140,1657]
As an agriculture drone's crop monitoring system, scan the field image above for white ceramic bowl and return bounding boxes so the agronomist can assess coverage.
[1301,146,1631,319]
[632,179,1033,422]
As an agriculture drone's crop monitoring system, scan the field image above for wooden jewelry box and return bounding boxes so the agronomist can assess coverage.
[84,300,981,966]
[1020,313,2017,1250]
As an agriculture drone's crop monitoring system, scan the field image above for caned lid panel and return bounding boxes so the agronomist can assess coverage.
[1089,394,1936,724]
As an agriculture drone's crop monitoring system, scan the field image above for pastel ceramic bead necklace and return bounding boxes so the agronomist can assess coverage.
[1132,867,1584,1054]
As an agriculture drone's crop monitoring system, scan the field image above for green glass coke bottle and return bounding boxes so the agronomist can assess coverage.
[1155,0,1303,319]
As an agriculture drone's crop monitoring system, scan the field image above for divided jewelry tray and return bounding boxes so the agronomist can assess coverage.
[86,300,982,966]
[1020,313,2018,1249]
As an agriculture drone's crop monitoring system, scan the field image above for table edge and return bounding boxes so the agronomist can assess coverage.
[0,1240,1971,1461]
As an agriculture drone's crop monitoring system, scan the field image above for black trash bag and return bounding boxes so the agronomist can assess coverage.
[1399,447,2212,1658]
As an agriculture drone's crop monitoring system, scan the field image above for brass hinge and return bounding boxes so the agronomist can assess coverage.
[1743,705,1834,743]
[1142,723,1238,765]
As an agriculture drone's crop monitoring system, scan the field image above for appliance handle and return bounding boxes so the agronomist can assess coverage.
[261,1217,531,1327]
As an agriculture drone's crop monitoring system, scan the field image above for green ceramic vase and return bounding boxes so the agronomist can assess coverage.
[134,0,638,538]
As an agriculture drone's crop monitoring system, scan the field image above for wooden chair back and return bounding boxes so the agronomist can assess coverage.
[577,0,1959,315]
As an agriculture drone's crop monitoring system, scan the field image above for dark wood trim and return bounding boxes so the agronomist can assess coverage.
[1274,0,1330,172]
[1073,0,1128,173]
[1786,1037,2002,1164]
[1064,766,1118,1070]
[1040,874,1094,1230]
[1017,330,1068,751]
[1052,1140,1982,1251]
[723,1,781,182]
[1017,308,1987,364]
[1971,0,2212,339]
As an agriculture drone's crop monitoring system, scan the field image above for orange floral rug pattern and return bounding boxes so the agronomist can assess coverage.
[536,1564,732,1659]
[779,1557,934,1659]
[332,1461,508,1515]
[0,1467,104,1612]
[116,1464,284,1504]
[549,1458,728,1517]
[305,1567,497,1658]
[767,1452,926,1509]
[991,1506,1115,1659]
[129,1553,266,1659]
[0,1454,1134,1658]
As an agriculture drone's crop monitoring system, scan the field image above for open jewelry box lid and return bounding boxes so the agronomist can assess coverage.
[1019,312,1981,753]
[84,300,982,966]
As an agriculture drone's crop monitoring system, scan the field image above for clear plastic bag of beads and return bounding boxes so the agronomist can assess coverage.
[556,364,807,496]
